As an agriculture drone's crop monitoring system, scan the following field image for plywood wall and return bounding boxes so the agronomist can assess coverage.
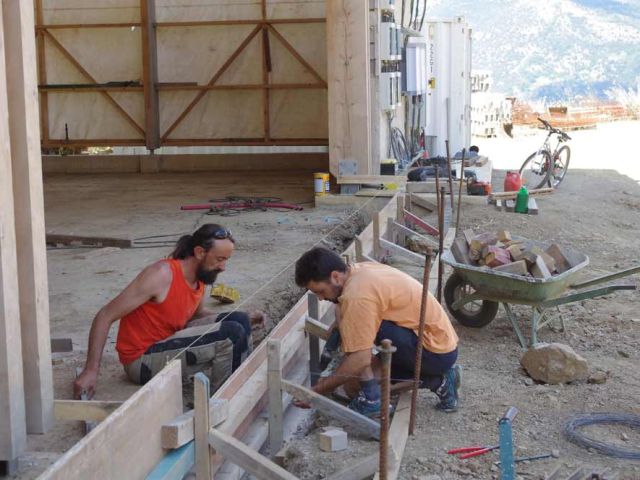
[36,0,327,148]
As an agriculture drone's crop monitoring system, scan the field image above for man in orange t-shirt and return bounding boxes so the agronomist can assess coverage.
[73,224,265,399]
[294,247,461,415]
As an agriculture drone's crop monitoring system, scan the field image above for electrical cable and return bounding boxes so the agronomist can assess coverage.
[418,0,427,32]
[564,413,640,460]
[391,127,411,169]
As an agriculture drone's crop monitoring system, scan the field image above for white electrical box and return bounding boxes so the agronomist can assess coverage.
[380,22,401,61]
[381,71,402,110]
[380,0,396,11]
[404,37,427,95]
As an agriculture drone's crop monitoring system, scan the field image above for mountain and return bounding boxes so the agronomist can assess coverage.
[427,0,640,101]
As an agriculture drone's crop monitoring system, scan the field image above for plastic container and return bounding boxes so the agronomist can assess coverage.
[504,171,522,192]
[314,173,330,196]
[514,186,529,213]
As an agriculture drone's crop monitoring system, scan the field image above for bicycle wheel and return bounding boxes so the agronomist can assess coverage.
[548,145,570,188]
[519,150,551,190]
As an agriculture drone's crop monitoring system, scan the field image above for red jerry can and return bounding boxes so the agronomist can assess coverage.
[504,171,522,192]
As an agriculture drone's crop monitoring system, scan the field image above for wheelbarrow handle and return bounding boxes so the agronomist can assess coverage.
[570,265,640,290]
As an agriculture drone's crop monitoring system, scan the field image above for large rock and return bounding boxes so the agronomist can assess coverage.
[520,343,588,384]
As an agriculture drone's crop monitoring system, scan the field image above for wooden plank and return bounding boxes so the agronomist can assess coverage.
[40,360,182,479]
[403,210,439,237]
[208,429,297,480]
[140,0,160,150]
[53,400,122,422]
[327,453,379,480]
[0,2,27,459]
[409,194,436,212]
[146,441,194,480]
[267,340,283,456]
[281,381,380,440]
[305,316,333,341]
[337,175,405,185]
[45,233,132,248]
[388,220,438,249]
[406,180,462,194]
[194,373,213,479]
[379,238,425,265]
[4,0,53,435]
[160,399,229,449]
[489,187,553,199]
[34,0,48,143]
[327,0,371,177]
[374,392,411,480]
[50,338,73,353]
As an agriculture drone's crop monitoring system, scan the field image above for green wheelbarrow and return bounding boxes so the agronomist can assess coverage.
[441,240,639,348]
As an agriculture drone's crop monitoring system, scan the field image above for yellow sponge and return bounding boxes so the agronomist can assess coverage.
[210,283,240,304]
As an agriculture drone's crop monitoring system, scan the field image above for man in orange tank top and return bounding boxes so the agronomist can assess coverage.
[73,224,265,399]
[294,247,461,416]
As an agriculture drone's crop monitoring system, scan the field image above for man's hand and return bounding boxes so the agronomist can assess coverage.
[293,398,311,409]
[73,368,98,399]
[249,310,267,328]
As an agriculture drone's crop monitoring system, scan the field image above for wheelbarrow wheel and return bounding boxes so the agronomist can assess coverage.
[444,273,499,328]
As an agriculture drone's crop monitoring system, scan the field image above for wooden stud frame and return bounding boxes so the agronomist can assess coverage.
[34,2,328,149]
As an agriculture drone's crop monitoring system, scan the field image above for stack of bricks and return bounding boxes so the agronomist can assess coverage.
[451,230,571,279]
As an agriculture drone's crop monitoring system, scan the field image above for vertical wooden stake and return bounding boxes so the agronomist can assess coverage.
[140,0,160,150]
[372,212,381,260]
[267,340,284,455]
[194,373,212,479]
[355,236,364,262]
[307,293,320,386]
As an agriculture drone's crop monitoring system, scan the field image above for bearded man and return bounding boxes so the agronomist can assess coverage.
[73,224,264,398]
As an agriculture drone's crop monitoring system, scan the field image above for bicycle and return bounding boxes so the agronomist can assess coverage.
[519,117,572,189]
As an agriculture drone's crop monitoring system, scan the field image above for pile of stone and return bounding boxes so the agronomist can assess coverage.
[451,229,572,279]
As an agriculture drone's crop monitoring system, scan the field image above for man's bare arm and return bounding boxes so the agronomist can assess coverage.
[312,349,371,396]
[73,262,171,398]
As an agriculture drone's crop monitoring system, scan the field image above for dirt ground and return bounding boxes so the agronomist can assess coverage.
[284,171,640,479]
[19,123,640,479]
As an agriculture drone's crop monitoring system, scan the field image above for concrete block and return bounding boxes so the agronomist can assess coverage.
[319,429,348,452]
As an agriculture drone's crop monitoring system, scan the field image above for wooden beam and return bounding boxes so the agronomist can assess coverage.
[404,210,439,237]
[156,18,326,28]
[305,315,333,341]
[54,400,122,422]
[337,175,406,185]
[194,373,213,479]
[156,83,326,91]
[281,381,380,439]
[267,340,284,456]
[326,453,380,480]
[3,0,53,434]
[160,399,229,449]
[34,0,48,143]
[268,25,327,87]
[161,25,262,141]
[41,30,145,137]
[46,233,132,248]
[146,441,194,480]
[208,428,297,480]
[36,23,142,30]
[0,2,27,461]
[39,361,182,479]
[379,238,425,265]
[327,0,371,177]
[140,0,160,150]
[387,219,438,249]
[374,392,411,480]
[409,194,436,212]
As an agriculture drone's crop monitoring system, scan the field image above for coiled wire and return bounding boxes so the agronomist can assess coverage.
[564,413,640,460]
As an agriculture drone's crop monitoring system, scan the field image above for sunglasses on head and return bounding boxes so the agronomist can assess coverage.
[212,228,233,240]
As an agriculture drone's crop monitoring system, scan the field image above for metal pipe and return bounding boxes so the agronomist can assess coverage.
[437,187,446,302]
[378,339,396,480]
[445,140,454,211]
[455,148,466,233]
[434,165,441,224]
[409,248,433,435]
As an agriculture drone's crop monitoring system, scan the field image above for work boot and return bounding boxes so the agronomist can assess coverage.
[435,365,461,412]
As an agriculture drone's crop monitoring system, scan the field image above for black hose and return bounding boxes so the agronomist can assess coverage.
[391,127,411,169]
[564,413,640,460]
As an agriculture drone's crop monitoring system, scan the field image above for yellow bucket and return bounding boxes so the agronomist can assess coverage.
[314,172,330,196]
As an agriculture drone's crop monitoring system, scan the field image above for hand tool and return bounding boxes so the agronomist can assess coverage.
[448,445,500,459]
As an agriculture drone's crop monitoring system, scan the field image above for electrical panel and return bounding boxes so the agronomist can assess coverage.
[403,37,427,95]
[380,0,396,10]
[381,71,401,110]
[380,22,401,61]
